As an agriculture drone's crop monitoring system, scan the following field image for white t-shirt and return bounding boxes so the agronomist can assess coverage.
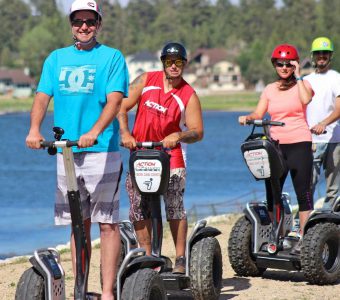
[305,69,340,143]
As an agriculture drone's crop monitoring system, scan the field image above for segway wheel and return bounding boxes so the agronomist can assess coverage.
[121,268,167,300]
[190,237,222,300]
[302,222,340,285]
[15,267,44,300]
[228,216,266,276]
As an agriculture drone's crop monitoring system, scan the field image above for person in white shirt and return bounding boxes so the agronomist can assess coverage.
[305,37,340,209]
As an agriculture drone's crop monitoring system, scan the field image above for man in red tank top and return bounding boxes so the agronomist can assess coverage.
[118,42,203,274]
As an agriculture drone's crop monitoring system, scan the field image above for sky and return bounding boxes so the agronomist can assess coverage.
[59,0,245,14]
[58,0,129,13]
[58,0,283,14]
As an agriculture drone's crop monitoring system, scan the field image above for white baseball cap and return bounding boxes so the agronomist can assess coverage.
[69,0,102,19]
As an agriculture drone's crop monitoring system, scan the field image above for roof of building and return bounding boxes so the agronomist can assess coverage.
[0,68,36,85]
[189,48,238,66]
[129,51,159,63]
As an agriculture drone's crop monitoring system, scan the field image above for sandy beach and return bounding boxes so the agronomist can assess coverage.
[1,214,339,300]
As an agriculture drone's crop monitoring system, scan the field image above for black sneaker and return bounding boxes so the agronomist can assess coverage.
[172,256,186,274]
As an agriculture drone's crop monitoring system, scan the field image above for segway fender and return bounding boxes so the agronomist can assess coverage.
[124,256,165,277]
[29,256,45,277]
[28,256,50,298]
[190,226,221,246]
[305,211,340,233]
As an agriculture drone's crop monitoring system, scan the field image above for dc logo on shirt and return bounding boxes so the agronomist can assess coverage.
[59,65,96,95]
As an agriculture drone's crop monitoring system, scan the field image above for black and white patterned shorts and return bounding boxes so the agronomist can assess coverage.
[126,168,187,222]
[55,152,122,225]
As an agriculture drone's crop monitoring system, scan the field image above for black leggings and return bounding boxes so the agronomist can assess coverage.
[265,142,314,212]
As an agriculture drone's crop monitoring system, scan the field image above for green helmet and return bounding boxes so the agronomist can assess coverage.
[311,37,334,52]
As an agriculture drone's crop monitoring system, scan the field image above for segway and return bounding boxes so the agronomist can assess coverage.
[228,119,340,285]
[16,127,166,300]
[127,142,223,299]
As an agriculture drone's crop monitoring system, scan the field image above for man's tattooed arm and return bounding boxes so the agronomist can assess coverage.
[178,130,200,143]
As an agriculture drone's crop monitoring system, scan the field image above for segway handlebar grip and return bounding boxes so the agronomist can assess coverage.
[40,141,55,148]
[66,140,79,147]
[268,121,285,126]
[136,142,163,148]
[246,119,285,127]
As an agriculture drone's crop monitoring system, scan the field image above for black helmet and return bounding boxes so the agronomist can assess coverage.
[160,42,187,61]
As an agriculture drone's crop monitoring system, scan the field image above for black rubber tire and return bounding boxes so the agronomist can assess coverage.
[228,216,266,276]
[15,267,44,300]
[302,222,340,285]
[121,268,166,300]
[190,236,222,300]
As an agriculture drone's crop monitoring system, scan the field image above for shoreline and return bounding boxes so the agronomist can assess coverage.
[0,214,233,265]
[0,238,101,265]
[0,199,326,264]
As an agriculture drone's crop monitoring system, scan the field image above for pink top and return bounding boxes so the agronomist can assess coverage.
[132,71,195,168]
[260,81,313,144]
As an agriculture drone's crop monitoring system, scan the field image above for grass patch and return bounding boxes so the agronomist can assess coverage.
[0,97,53,113]
[11,257,30,265]
[200,91,259,111]
[59,247,71,255]
[0,97,33,112]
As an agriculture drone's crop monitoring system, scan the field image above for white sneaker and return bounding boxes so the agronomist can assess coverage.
[288,229,301,239]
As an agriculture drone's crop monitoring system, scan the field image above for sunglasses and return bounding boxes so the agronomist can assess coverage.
[313,51,331,56]
[71,19,97,27]
[275,61,293,68]
[163,59,185,68]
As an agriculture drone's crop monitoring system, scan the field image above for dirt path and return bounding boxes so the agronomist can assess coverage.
[1,214,339,299]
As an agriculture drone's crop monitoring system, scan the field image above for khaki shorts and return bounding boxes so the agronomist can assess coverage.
[126,168,187,222]
[55,152,122,225]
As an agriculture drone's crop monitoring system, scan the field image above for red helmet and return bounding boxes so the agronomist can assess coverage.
[271,44,299,62]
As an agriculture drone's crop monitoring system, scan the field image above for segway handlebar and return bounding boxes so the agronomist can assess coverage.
[120,141,164,149]
[246,119,285,127]
[41,140,79,148]
[41,140,98,148]
[136,142,163,148]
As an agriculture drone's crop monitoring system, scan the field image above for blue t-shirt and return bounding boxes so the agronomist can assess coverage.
[37,44,129,152]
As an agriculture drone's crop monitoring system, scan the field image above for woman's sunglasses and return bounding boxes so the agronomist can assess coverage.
[71,19,97,27]
[275,61,293,68]
[163,59,185,68]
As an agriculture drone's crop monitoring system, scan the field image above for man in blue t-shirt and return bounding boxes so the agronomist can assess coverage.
[26,0,129,299]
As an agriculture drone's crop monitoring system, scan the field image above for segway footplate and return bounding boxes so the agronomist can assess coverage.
[160,272,190,290]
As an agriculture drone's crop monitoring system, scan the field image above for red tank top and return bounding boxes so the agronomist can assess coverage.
[132,71,195,168]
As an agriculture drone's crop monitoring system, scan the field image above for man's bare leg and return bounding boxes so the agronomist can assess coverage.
[169,219,187,257]
[100,223,121,300]
[134,219,152,255]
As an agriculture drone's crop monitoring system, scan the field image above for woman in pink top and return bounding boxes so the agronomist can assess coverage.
[239,44,314,255]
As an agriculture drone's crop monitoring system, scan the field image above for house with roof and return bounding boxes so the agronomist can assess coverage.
[186,48,245,93]
[126,51,162,82]
[0,68,36,98]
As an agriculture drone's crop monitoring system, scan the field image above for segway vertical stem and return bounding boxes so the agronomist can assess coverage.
[149,194,163,257]
[268,179,284,253]
[61,145,89,300]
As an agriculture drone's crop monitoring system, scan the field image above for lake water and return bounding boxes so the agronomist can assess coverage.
[0,111,325,259]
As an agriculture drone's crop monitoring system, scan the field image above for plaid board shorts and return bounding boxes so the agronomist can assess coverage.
[55,152,122,225]
[126,168,187,222]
